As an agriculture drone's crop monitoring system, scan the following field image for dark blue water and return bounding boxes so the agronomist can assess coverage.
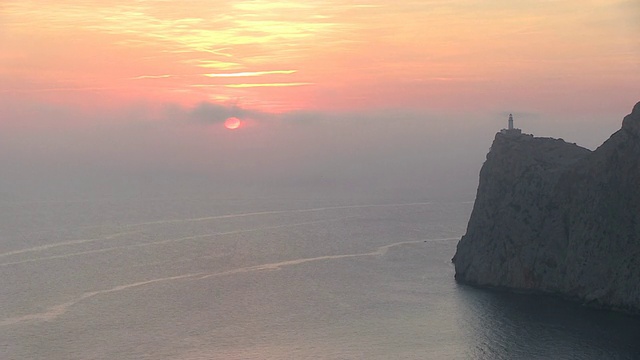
[2,194,639,359]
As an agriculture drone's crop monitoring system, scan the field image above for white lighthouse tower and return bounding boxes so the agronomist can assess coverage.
[500,113,521,135]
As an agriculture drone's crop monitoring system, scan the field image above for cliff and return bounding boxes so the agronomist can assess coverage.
[453,102,640,314]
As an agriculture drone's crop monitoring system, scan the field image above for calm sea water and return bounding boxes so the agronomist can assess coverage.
[2,193,640,359]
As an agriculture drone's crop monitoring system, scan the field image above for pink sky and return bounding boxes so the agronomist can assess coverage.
[2,0,638,115]
[1,1,639,199]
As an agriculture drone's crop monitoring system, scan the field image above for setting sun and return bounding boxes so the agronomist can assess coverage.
[2,1,640,359]
[224,117,241,130]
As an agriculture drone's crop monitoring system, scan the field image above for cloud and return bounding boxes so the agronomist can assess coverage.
[187,102,272,124]
[131,74,173,80]
[225,82,312,88]
[204,70,297,77]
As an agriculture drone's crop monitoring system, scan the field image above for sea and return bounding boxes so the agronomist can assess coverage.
[2,190,640,359]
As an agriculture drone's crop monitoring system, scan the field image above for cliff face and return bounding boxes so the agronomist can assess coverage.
[453,102,640,313]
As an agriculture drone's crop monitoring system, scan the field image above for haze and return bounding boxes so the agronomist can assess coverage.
[1,0,639,201]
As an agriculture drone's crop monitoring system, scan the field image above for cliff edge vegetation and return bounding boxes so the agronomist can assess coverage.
[453,101,640,314]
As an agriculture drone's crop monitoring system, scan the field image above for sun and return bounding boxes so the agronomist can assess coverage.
[224,117,241,130]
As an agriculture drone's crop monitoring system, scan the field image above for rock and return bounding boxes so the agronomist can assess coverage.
[453,101,640,314]
[622,101,640,137]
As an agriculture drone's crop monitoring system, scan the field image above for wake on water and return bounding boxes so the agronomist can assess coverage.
[1,236,457,327]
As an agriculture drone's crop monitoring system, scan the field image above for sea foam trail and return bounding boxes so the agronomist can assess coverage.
[0,231,139,259]
[199,237,458,278]
[123,202,433,228]
[0,217,353,267]
[0,273,205,327]
[195,239,448,279]
[0,202,432,261]
[0,237,458,327]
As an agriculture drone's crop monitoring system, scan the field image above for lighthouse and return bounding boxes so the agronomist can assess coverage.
[500,113,522,136]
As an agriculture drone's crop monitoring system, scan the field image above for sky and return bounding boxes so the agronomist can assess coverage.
[1,0,639,200]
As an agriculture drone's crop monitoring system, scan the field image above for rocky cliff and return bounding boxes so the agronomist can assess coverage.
[453,102,640,314]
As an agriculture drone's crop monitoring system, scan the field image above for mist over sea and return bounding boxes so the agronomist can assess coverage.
[2,189,640,359]
[3,0,640,357]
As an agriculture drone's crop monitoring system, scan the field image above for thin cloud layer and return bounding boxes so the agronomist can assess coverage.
[2,0,638,113]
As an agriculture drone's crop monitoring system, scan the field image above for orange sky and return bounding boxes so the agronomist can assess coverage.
[2,0,638,116]
[1,0,640,201]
